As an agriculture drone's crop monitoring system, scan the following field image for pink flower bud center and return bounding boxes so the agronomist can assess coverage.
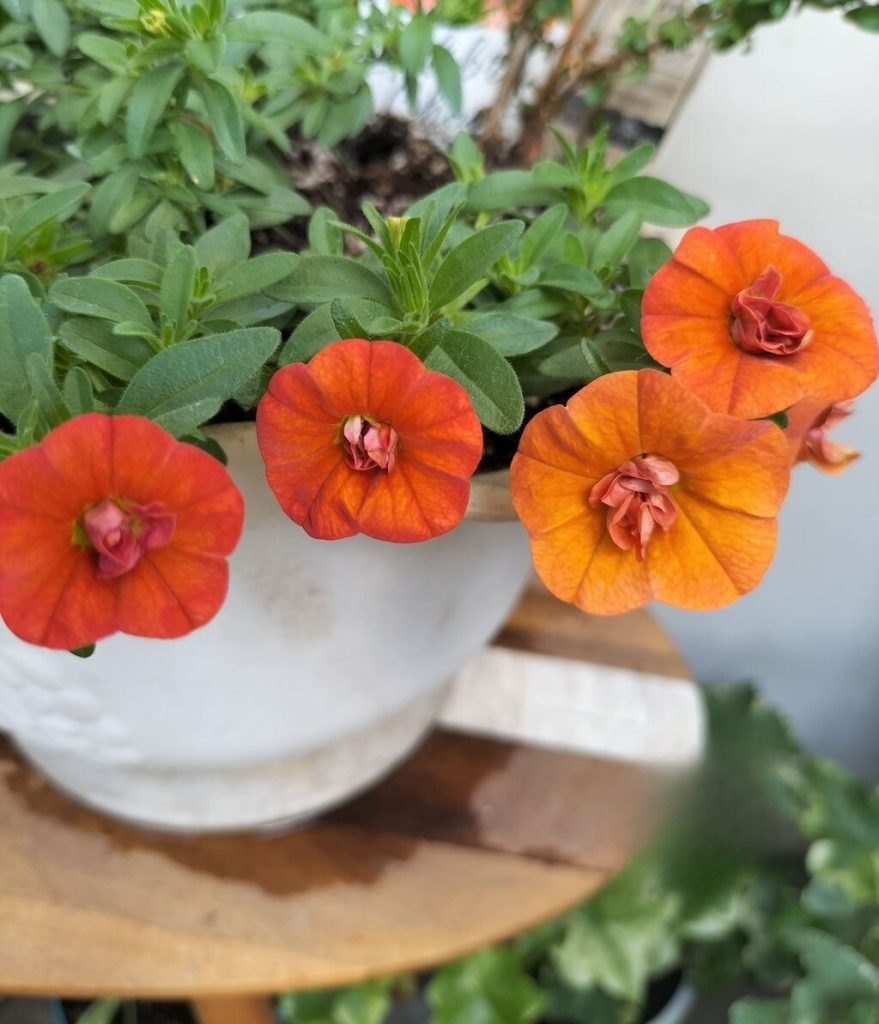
[589,454,679,560]
[731,266,813,356]
[341,415,399,472]
[81,498,176,579]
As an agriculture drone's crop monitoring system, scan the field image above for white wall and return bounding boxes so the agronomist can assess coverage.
[650,9,879,777]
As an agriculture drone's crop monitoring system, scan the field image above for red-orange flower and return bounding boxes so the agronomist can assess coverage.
[510,369,791,615]
[785,397,859,474]
[256,339,483,542]
[0,414,244,650]
[641,220,878,419]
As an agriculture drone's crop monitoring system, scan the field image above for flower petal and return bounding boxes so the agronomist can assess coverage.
[115,548,230,639]
[650,492,778,609]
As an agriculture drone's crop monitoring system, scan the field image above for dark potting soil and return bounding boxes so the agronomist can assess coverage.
[253,115,455,255]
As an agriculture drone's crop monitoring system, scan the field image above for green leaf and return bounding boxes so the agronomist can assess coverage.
[159,245,196,330]
[8,183,90,252]
[400,14,433,76]
[24,353,68,429]
[92,259,163,287]
[216,253,299,303]
[268,255,393,306]
[329,297,396,340]
[32,0,71,56]
[118,327,280,435]
[606,142,656,188]
[552,864,681,1003]
[432,45,461,114]
[428,948,544,1024]
[88,164,140,235]
[62,367,96,415]
[225,12,333,56]
[465,312,557,357]
[430,221,523,310]
[50,277,154,329]
[0,275,53,423]
[604,177,709,227]
[127,63,185,159]
[519,204,568,269]
[627,236,672,288]
[76,33,128,71]
[76,999,122,1024]
[279,304,340,364]
[539,263,603,296]
[307,207,342,255]
[317,88,373,149]
[198,79,245,164]
[425,331,524,434]
[194,213,251,278]
[59,318,152,381]
[592,210,643,271]
[467,171,565,212]
[730,1000,789,1024]
[846,6,879,31]
[172,119,215,189]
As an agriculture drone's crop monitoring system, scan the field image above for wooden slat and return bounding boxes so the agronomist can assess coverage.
[0,585,693,998]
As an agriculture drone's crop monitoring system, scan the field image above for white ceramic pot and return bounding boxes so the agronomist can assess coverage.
[0,424,532,831]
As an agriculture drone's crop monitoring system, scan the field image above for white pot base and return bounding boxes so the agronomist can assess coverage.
[17,686,449,833]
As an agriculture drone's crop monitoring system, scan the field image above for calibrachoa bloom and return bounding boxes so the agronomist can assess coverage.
[0,414,244,650]
[510,369,791,615]
[785,397,859,474]
[257,339,483,542]
[641,220,878,419]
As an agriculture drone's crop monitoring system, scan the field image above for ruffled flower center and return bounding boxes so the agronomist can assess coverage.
[341,415,399,472]
[589,454,679,560]
[81,498,176,579]
[731,266,813,356]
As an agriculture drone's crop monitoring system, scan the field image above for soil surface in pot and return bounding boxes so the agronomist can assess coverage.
[256,115,455,255]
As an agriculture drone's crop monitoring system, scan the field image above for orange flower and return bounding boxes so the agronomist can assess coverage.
[510,369,791,615]
[785,397,859,474]
[641,220,878,419]
[0,414,244,650]
[256,339,483,542]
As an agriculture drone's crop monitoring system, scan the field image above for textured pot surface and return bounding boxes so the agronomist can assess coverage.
[0,424,532,830]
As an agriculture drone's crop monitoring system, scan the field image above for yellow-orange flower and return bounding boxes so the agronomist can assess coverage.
[510,369,791,615]
[641,220,878,419]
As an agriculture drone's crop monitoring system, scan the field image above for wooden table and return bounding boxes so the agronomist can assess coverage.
[0,585,697,1024]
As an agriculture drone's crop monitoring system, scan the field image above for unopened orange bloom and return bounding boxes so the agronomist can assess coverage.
[256,339,483,542]
[0,414,244,650]
[510,369,791,615]
[641,220,878,419]
[785,398,859,474]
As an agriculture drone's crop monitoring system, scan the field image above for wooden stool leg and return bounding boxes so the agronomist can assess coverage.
[191,996,276,1024]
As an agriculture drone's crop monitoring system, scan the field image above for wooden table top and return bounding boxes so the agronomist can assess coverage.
[0,585,694,1000]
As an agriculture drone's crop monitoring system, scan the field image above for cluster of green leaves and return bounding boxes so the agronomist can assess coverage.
[2,0,467,240]
[272,686,879,1024]
[0,212,291,456]
[0,130,707,456]
[270,127,703,437]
